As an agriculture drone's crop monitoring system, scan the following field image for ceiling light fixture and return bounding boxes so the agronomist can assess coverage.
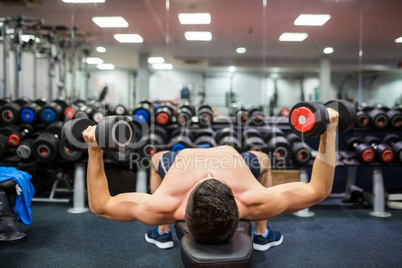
[323,47,334,54]
[114,34,144,43]
[178,13,211,25]
[236,47,247,54]
[294,14,331,26]
[152,63,173,70]
[97,63,115,70]
[279,32,308,42]
[63,0,105,3]
[148,57,165,64]
[84,57,104,64]
[395,37,402,43]
[92,16,129,28]
[96,46,107,53]
[229,66,236,72]
[184,31,212,41]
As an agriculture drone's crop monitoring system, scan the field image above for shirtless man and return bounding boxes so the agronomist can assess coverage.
[83,108,338,251]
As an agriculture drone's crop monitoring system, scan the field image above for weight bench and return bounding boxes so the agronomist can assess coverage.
[0,179,25,242]
[174,220,253,268]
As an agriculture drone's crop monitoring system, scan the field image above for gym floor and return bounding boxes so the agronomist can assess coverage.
[1,197,401,268]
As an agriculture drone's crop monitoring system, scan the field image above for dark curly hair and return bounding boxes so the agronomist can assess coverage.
[185,179,239,243]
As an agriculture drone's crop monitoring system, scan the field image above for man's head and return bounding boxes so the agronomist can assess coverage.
[185,179,239,243]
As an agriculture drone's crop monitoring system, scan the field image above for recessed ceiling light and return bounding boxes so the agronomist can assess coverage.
[152,63,173,70]
[236,47,247,54]
[279,32,308,42]
[323,47,334,54]
[97,63,115,70]
[96,46,106,53]
[148,57,165,64]
[229,66,236,72]
[178,13,211,25]
[84,57,104,64]
[92,16,128,28]
[114,34,144,43]
[395,36,402,43]
[184,31,212,41]
[63,0,105,3]
[294,14,331,26]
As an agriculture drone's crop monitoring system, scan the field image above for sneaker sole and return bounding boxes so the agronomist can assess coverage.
[145,233,174,249]
[253,235,284,251]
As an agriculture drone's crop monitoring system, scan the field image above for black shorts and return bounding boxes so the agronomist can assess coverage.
[158,151,261,180]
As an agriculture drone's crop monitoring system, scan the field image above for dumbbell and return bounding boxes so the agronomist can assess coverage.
[113,104,128,116]
[20,99,47,124]
[176,103,195,126]
[382,133,400,147]
[169,128,193,153]
[265,128,292,162]
[16,138,35,160]
[61,116,136,153]
[387,107,402,129]
[133,100,154,124]
[242,128,267,152]
[0,124,34,147]
[193,128,217,148]
[39,99,69,124]
[140,125,168,158]
[235,108,248,125]
[74,104,95,120]
[365,106,389,129]
[345,136,375,163]
[392,141,402,163]
[364,135,393,163]
[248,108,265,126]
[0,97,32,125]
[155,103,175,125]
[215,127,241,152]
[277,107,290,117]
[355,108,370,128]
[289,100,357,138]
[286,133,312,165]
[198,104,213,127]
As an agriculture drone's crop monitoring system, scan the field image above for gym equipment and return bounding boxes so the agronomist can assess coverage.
[175,220,253,267]
[265,128,292,162]
[194,128,217,148]
[141,125,168,158]
[278,107,290,117]
[16,138,34,160]
[32,132,60,162]
[0,98,32,125]
[215,127,241,152]
[169,128,193,153]
[345,136,375,163]
[286,133,312,165]
[235,108,248,125]
[61,116,135,153]
[387,107,402,129]
[73,104,95,120]
[289,100,357,138]
[248,108,265,126]
[364,135,394,163]
[1,125,34,147]
[133,101,154,124]
[39,99,68,124]
[392,141,402,162]
[176,103,195,126]
[382,133,400,147]
[0,134,10,159]
[242,128,267,152]
[366,107,389,129]
[198,104,213,127]
[20,99,46,124]
[155,103,175,125]
[356,110,370,128]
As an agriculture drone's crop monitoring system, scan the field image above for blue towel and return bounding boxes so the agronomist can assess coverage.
[0,167,35,226]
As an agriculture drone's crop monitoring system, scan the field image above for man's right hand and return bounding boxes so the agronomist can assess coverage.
[82,125,103,153]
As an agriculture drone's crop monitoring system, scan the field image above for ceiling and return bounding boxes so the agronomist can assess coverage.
[0,0,401,73]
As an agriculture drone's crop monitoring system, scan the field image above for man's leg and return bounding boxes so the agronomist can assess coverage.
[249,151,284,251]
[144,151,174,249]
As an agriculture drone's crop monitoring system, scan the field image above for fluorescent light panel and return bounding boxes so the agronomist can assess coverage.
[152,63,173,70]
[92,16,128,28]
[178,13,211,25]
[236,47,247,54]
[279,32,308,42]
[114,34,143,43]
[323,47,334,54]
[395,37,402,43]
[148,57,165,64]
[97,63,115,70]
[294,14,331,26]
[96,46,106,53]
[185,31,212,41]
[84,57,104,64]
[63,0,105,3]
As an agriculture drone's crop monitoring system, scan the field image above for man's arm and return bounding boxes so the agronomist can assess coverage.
[245,108,338,220]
